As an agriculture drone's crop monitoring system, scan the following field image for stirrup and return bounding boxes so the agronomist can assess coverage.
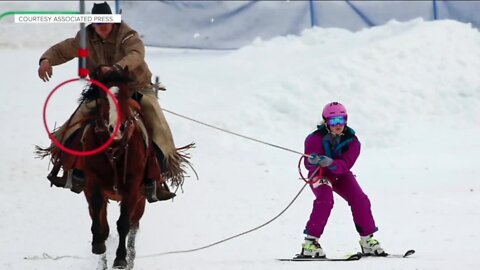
[69,169,86,194]
[145,181,156,202]
[145,180,176,203]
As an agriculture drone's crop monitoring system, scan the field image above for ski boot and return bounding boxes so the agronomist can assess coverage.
[298,236,326,258]
[359,234,386,256]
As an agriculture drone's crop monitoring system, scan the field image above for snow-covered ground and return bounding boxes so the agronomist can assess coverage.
[1,2,480,270]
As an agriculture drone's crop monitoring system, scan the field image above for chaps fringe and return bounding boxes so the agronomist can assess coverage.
[34,142,197,191]
[34,144,59,162]
[164,143,197,192]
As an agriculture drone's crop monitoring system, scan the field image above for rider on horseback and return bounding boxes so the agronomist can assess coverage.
[37,2,191,202]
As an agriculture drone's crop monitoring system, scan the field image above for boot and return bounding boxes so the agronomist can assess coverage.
[298,236,326,258]
[144,179,176,203]
[47,163,67,188]
[359,234,386,256]
[47,166,85,194]
[46,129,85,191]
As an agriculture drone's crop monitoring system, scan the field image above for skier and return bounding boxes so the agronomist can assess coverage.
[299,101,386,258]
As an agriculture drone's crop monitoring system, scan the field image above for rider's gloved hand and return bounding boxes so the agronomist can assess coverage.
[100,65,113,74]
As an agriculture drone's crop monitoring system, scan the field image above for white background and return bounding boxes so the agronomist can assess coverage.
[1,1,479,269]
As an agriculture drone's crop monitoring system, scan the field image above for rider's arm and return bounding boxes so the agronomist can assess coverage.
[39,32,80,66]
[114,31,145,70]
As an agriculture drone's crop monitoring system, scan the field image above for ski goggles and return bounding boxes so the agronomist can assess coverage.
[326,116,347,126]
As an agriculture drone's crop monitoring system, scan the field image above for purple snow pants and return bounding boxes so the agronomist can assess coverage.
[304,173,378,238]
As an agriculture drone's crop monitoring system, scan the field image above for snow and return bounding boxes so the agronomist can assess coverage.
[1,3,480,270]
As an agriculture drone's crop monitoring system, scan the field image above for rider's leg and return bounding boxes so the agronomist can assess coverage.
[144,144,176,202]
[139,88,188,171]
[47,100,95,188]
[47,128,85,191]
[137,87,177,162]
[135,85,197,202]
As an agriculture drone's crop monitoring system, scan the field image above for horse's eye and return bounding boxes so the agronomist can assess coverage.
[108,126,114,133]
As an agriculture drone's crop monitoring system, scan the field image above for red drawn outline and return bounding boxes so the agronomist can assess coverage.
[298,155,323,185]
[42,78,121,156]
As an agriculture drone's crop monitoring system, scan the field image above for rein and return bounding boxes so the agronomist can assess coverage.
[98,112,136,193]
[104,142,128,192]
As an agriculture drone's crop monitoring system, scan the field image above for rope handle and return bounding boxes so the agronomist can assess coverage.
[297,155,323,185]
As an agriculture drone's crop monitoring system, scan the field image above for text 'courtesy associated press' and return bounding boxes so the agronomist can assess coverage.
[14,14,121,23]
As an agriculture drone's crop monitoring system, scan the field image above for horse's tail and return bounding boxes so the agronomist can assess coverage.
[164,142,197,192]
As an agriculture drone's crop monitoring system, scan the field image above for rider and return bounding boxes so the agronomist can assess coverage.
[37,2,182,202]
[299,101,386,258]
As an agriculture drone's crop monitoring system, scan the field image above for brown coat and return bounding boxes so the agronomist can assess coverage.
[39,22,152,90]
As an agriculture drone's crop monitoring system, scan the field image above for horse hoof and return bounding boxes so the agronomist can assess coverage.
[113,258,127,269]
[92,242,106,254]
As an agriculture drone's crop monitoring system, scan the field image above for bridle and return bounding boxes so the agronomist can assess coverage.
[91,95,140,192]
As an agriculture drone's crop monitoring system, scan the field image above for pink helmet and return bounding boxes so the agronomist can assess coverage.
[322,102,348,120]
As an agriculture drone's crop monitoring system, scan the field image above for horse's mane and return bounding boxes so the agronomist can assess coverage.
[78,66,134,104]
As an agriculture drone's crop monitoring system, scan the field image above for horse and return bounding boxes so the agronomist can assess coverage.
[34,65,195,268]
[80,67,152,269]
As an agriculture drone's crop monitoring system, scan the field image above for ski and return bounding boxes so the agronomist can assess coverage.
[359,249,415,258]
[278,253,361,262]
[278,249,414,262]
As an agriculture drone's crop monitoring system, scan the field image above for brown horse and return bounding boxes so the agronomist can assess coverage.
[81,67,151,269]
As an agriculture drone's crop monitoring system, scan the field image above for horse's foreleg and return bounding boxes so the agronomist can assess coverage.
[126,225,138,269]
[96,253,108,270]
[89,184,109,255]
[124,184,145,268]
[113,201,130,269]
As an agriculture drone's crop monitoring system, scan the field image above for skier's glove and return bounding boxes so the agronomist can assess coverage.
[308,154,333,167]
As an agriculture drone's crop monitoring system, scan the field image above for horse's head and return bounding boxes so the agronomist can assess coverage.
[85,66,137,142]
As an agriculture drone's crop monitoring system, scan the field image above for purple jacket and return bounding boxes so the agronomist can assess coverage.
[304,125,361,179]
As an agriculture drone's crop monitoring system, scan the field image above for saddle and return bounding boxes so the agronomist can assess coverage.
[45,99,163,195]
